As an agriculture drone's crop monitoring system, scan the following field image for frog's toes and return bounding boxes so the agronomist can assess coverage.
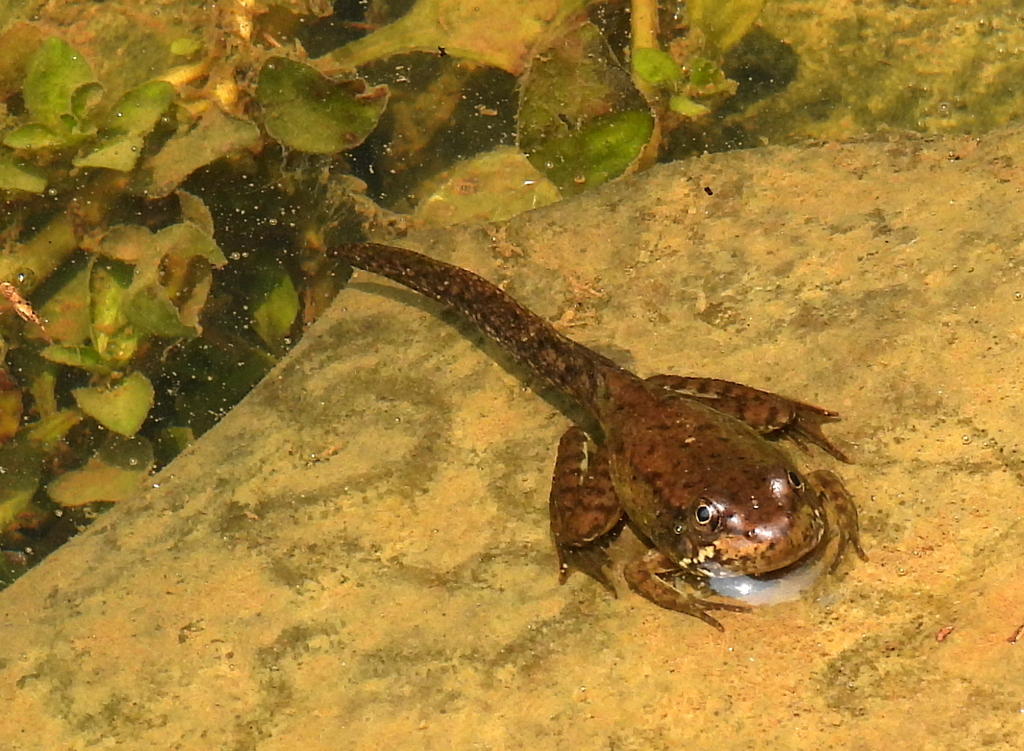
[556,543,617,596]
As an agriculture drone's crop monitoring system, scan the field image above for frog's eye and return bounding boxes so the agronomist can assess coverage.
[693,501,718,529]
[787,471,804,490]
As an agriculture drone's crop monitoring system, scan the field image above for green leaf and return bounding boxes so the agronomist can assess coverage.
[25,409,83,447]
[251,267,299,352]
[0,150,46,193]
[329,0,586,75]
[23,38,96,130]
[123,279,195,338]
[170,38,202,57]
[89,221,223,339]
[153,426,195,467]
[525,110,654,194]
[175,266,213,335]
[93,225,154,264]
[119,231,202,338]
[71,81,103,121]
[519,23,653,195]
[632,48,681,88]
[257,57,388,154]
[0,368,23,442]
[90,259,138,365]
[176,191,215,235]
[47,434,154,505]
[415,146,560,226]
[73,134,144,171]
[40,344,113,374]
[72,371,154,436]
[28,367,59,419]
[3,122,68,149]
[689,58,720,88]
[104,80,175,136]
[153,222,227,267]
[669,95,710,117]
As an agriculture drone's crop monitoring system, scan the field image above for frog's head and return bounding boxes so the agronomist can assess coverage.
[667,464,827,577]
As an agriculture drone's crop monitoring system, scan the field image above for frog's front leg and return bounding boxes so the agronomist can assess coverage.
[623,549,751,631]
[646,375,851,462]
[549,426,623,594]
[808,469,869,569]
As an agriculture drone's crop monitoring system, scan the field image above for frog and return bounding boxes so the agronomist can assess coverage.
[329,242,867,629]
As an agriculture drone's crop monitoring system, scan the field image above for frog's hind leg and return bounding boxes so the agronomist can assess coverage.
[549,426,623,595]
[645,375,851,463]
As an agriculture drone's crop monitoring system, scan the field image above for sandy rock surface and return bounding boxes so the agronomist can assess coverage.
[3,128,1024,750]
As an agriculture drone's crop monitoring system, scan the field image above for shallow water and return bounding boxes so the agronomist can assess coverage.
[4,126,1024,749]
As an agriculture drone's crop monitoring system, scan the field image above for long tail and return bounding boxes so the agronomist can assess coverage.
[329,243,622,414]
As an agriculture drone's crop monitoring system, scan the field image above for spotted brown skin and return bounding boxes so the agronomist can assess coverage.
[330,242,866,629]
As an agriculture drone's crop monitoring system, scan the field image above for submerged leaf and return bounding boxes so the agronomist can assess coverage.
[0,368,23,442]
[632,48,681,87]
[669,95,710,117]
[27,368,58,420]
[527,111,654,193]
[518,23,653,195]
[104,80,175,136]
[72,371,154,437]
[257,57,388,154]
[70,78,163,166]
[73,134,145,171]
[170,38,202,57]
[0,150,46,193]
[93,224,154,264]
[90,220,223,340]
[144,108,260,198]
[96,221,224,266]
[124,250,196,339]
[70,81,103,122]
[47,434,154,505]
[251,267,299,352]
[177,191,215,236]
[328,0,585,76]
[415,146,560,226]
[3,123,67,149]
[90,259,138,365]
[123,281,196,338]
[176,269,213,335]
[22,38,96,131]
[40,345,112,374]
[25,409,83,446]
[153,222,227,267]
[689,58,721,88]
[39,265,90,345]
[688,0,766,54]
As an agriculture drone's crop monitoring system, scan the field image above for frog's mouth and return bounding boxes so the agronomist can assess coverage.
[706,505,827,577]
